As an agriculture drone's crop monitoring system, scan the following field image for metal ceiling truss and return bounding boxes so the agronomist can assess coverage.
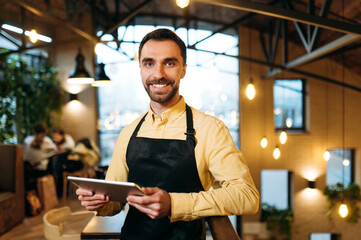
[194,0,361,80]
[194,0,361,36]
[195,48,361,93]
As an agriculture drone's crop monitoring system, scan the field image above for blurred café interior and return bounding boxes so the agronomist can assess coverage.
[0,0,361,239]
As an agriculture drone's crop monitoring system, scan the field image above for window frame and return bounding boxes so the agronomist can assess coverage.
[326,148,355,186]
[273,79,306,132]
[260,169,293,210]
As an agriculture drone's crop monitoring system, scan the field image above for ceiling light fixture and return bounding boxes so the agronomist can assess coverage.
[273,146,281,160]
[246,23,256,100]
[280,130,287,144]
[176,0,190,8]
[92,63,112,87]
[1,24,52,43]
[68,48,94,84]
[246,79,256,100]
[260,137,268,148]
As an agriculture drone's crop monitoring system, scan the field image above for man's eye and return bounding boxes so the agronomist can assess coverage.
[145,62,153,67]
[166,62,175,66]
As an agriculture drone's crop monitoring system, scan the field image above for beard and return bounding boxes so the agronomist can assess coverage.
[144,78,179,103]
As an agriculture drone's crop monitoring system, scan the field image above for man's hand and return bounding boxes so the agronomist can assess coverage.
[76,188,110,211]
[127,187,171,219]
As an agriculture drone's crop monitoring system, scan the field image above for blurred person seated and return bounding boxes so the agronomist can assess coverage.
[54,138,100,198]
[68,138,100,172]
[52,128,75,153]
[23,122,57,190]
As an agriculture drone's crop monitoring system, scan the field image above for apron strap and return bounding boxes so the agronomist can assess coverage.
[131,113,148,138]
[185,104,196,146]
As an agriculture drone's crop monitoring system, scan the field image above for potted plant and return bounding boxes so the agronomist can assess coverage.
[0,49,63,143]
[324,183,361,223]
[260,203,293,240]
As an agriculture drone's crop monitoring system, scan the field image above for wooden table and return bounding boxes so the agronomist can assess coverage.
[81,212,125,239]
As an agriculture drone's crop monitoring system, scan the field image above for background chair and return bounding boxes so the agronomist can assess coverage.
[0,144,25,235]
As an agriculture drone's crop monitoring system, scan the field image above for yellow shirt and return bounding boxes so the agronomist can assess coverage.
[99,97,259,222]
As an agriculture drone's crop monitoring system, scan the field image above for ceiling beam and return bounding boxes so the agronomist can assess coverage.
[11,0,98,43]
[101,0,153,36]
[195,48,361,93]
[194,0,361,36]
[264,33,360,78]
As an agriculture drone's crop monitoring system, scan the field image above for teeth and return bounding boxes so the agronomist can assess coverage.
[153,84,166,88]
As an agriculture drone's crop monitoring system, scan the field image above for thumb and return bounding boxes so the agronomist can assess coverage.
[142,187,159,195]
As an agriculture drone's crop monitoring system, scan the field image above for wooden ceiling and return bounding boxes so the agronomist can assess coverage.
[1,0,361,87]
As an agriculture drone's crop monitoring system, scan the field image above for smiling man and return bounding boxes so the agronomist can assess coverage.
[76,28,259,240]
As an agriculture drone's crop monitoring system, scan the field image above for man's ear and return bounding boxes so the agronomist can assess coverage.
[181,64,187,79]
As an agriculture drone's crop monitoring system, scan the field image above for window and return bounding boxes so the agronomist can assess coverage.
[261,170,292,209]
[310,233,340,240]
[273,79,305,131]
[326,149,354,186]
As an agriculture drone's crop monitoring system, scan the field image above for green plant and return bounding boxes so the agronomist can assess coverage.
[0,50,63,143]
[260,203,293,240]
[324,183,361,223]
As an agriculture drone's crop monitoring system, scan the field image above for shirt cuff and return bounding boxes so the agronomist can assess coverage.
[169,192,193,222]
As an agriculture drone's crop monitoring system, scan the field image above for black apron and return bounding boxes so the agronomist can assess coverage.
[120,105,205,240]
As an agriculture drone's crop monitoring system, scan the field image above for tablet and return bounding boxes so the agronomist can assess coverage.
[68,176,145,203]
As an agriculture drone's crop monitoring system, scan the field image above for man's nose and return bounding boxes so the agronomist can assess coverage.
[153,64,166,79]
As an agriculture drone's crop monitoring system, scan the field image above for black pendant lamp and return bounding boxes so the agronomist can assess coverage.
[68,48,94,84]
[91,63,112,87]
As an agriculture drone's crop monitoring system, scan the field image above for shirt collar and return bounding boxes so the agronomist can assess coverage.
[148,96,186,124]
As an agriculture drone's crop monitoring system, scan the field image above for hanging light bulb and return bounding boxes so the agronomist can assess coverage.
[342,159,350,166]
[323,151,331,161]
[246,78,256,100]
[273,146,281,160]
[176,0,190,8]
[338,203,348,218]
[27,29,38,43]
[260,137,268,148]
[280,130,287,144]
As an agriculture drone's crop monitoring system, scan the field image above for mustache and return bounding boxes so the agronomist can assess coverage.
[146,78,174,86]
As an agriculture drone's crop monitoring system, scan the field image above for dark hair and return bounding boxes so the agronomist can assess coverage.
[138,28,187,65]
[52,127,66,145]
[31,123,48,149]
[52,127,65,136]
[33,123,47,134]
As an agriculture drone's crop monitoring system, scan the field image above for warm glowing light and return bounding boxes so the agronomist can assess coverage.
[27,29,38,43]
[274,108,282,115]
[246,83,256,100]
[2,24,52,42]
[91,80,112,87]
[323,151,331,161]
[339,204,348,218]
[286,118,293,128]
[67,77,94,84]
[280,130,287,144]
[176,0,190,8]
[273,146,281,160]
[94,43,102,55]
[342,159,350,166]
[24,30,52,43]
[260,137,268,148]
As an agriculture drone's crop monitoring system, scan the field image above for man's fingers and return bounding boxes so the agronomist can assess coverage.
[79,193,108,201]
[141,187,159,195]
[76,188,94,196]
[128,202,159,219]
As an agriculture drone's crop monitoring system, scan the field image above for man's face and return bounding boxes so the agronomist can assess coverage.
[139,39,186,104]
